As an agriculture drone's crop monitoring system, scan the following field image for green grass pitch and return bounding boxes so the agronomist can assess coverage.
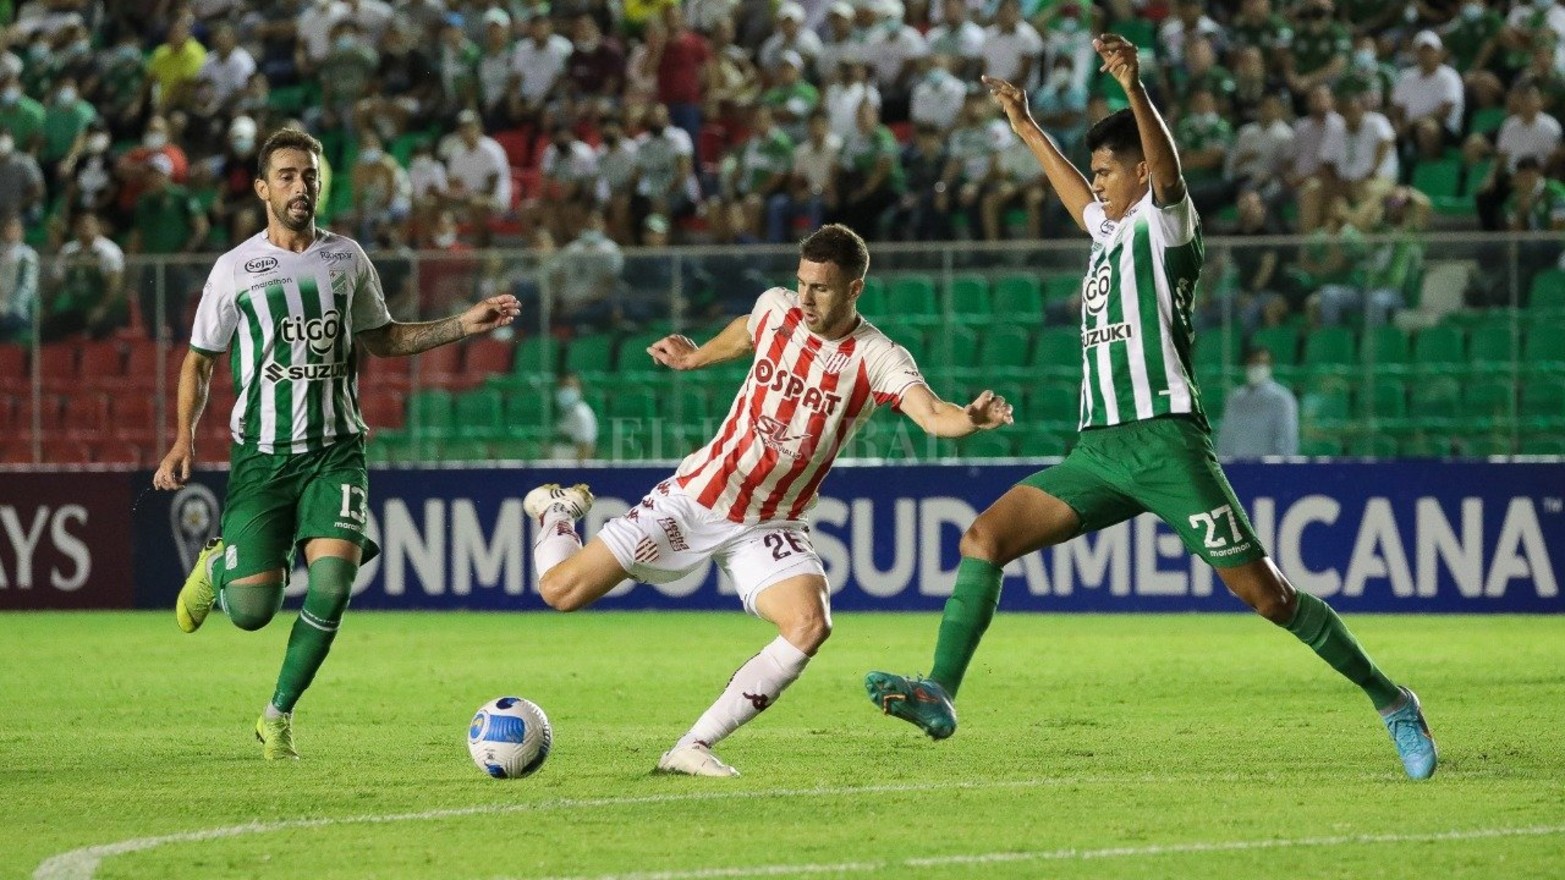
[4,612,1564,880]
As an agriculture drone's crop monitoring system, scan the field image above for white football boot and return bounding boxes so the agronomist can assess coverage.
[523,483,595,523]
[655,743,741,777]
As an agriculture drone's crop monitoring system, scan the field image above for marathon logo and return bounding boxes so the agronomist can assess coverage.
[263,361,351,383]
[1082,322,1134,349]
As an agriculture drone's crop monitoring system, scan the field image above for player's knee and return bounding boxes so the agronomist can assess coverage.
[1245,583,1297,624]
[959,520,1006,564]
[229,607,276,631]
[782,613,831,655]
[538,569,585,612]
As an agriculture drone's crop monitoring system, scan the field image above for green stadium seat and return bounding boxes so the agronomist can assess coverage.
[890,275,940,325]
[1520,436,1565,455]
[1251,325,1300,367]
[950,273,991,321]
[512,334,560,378]
[1348,433,1400,457]
[440,439,492,462]
[1301,325,1356,379]
[615,330,667,378]
[1299,437,1342,456]
[1464,434,1516,457]
[1411,325,1466,375]
[1412,158,1466,214]
[673,384,709,424]
[978,325,1031,375]
[960,432,1014,458]
[1520,379,1565,428]
[1462,159,1494,198]
[1361,376,1408,420]
[1029,327,1081,382]
[930,325,981,381]
[1301,389,1351,427]
[1465,378,1515,427]
[1029,380,1080,422]
[407,389,455,438]
[1411,376,1462,421]
[563,333,615,378]
[1530,269,1565,312]
[608,386,658,420]
[1468,106,1507,136]
[1042,273,1082,306]
[454,387,505,438]
[859,277,888,314]
[1523,319,1565,372]
[1016,427,1072,457]
[1362,324,1411,375]
[506,391,549,429]
[1468,320,1520,374]
[992,274,1044,323]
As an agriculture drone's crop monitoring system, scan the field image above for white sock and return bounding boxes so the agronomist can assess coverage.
[532,508,582,580]
[676,636,811,750]
[263,703,286,720]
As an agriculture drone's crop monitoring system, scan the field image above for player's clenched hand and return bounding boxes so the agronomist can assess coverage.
[648,334,700,370]
[966,390,1014,430]
[153,441,194,490]
[981,75,1033,131]
[1093,34,1141,90]
[459,294,521,335]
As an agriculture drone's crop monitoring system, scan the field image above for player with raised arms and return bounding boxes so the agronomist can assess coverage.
[864,35,1438,780]
[153,128,520,760]
[524,223,1014,777]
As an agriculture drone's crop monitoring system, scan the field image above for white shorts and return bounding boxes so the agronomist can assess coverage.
[596,481,826,616]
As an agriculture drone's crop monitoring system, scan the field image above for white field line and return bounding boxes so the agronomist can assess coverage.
[32,775,1150,880]
[515,826,1565,880]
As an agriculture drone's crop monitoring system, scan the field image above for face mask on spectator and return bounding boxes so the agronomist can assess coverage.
[1048,67,1071,89]
[144,130,168,150]
[334,35,357,51]
[0,134,12,155]
[434,230,457,248]
[87,132,110,153]
[360,147,383,163]
[1462,2,1483,19]
[1353,48,1376,67]
[56,86,77,104]
[0,86,19,105]
[231,135,255,153]
[1246,364,1271,386]
[1057,14,1079,32]
[556,388,581,408]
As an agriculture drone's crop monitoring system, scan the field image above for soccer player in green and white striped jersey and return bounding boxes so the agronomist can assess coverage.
[866,34,1438,780]
[152,128,520,760]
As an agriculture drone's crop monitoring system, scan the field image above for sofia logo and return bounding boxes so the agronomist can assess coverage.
[244,257,279,274]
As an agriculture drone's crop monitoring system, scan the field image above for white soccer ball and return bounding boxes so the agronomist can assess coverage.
[467,696,552,779]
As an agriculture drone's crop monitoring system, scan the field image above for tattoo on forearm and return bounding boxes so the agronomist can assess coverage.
[390,316,464,356]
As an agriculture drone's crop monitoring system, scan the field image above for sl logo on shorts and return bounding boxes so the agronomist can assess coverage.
[225,544,239,571]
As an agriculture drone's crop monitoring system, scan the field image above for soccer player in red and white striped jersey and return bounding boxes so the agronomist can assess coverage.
[523,224,1013,777]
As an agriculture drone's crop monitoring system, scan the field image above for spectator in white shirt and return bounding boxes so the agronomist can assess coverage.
[1157,0,1227,67]
[1390,30,1464,162]
[595,117,641,243]
[197,24,256,109]
[758,3,823,75]
[816,2,860,84]
[861,0,928,122]
[924,0,984,79]
[1289,84,1346,233]
[824,63,882,141]
[909,54,967,132]
[1319,92,1398,231]
[536,124,601,241]
[508,10,575,125]
[981,0,1044,89]
[551,372,599,462]
[633,103,699,229]
[766,110,840,242]
[1475,80,1564,229]
[443,109,512,245]
[1229,92,1295,203]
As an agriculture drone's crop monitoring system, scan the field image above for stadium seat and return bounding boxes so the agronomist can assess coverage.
[1464,434,1515,457]
[1468,106,1507,136]
[889,275,940,325]
[454,387,505,438]
[1411,324,1466,375]
[1030,382,1079,426]
[931,325,980,382]
[506,390,549,429]
[881,321,926,362]
[90,441,144,465]
[110,395,157,443]
[615,330,668,378]
[41,438,91,464]
[1016,426,1073,457]
[1464,379,1514,425]
[1300,325,1356,379]
[38,344,77,392]
[1251,325,1300,368]
[0,344,25,393]
[563,333,615,379]
[1520,436,1565,455]
[1523,319,1565,372]
[1041,273,1082,307]
[78,341,124,388]
[1462,159,1494,198]
[978,325,1031,376]
[608,386,658,419]
[359,392,405,429]
[511,333,561,378]
[960,432,1014,458]
[1520,380,1565,428]
[1363,324,1411,375]
[1411,158,1466,214]
[673,384,709,424]
[407,389,456,438]
[462,338,514,380]
[1468,320,1520,374]
[992,274,1043,323]
[858,277,888,314]
[1530,269,1565,312]
[1360,376,1408,420]
[492,128,533,168]
[949,274,991,321]
[62,393,110,439]
[1301,389,1350,427]
[1410,376,1462,420]
[1031,328,1081,381]
[1298,437,1342,456]
[1348,433,1399,457]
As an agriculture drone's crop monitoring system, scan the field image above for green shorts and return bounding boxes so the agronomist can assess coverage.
[219,436,382,583]
[1020,416,1266,568]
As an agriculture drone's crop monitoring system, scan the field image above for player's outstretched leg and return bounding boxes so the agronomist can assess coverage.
[864,672,957,740]
[175,537,225,633]
[257,555,358,760]
[1379,687,1438,780]
[526,482,595,574]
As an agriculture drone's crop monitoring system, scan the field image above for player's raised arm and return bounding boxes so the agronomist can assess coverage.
[359,294,521,357]
[982,74,1095,232]
[648,315,755,371]
[1095,33,1185,207]
[898,385,1014,438]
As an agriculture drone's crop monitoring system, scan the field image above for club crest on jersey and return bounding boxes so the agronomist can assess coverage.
[820,351,851,375]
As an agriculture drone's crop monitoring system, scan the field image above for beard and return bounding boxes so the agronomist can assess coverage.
[274,196,315,231]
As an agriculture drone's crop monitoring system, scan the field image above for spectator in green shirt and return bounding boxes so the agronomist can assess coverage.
[128,153,208,341]
[834,100,904,241]
[40,76,96,183]
[1504,156,1565,231]
[1443,0,1506,112]
[712,104,795,243]
[316,19,379,131]
[0,69,45,155]
[759,51,820,143]
[1284,0,1350,101]
[1176,88,1239,213]
[1229,0,1295,72]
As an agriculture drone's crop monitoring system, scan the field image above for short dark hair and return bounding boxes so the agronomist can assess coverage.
[799,223,870,280]
[258,127,323,178]
[1085,109,1142,159]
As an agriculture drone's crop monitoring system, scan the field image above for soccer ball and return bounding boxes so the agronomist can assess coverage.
[467,696,552,779]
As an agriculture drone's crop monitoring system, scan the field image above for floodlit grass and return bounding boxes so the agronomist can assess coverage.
[4,612,1563,880]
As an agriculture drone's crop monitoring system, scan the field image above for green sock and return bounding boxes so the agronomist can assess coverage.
[271,557,357,713]
[1285,592,1401,710]
[928,557,1004,697]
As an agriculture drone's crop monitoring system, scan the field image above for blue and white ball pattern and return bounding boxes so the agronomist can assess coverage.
[467,696,552,779]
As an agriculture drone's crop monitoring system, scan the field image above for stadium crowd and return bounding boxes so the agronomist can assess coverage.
[0,0,1564,343]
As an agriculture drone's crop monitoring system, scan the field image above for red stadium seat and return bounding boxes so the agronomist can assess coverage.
[78,340,126,388]
[38,344,76,392]
[463,337,514,379]
[0,344,27,393]
[492,128,533,169]
[111,395,156,435]
[62,393,110,438]
[360,391,405,429]
[2,443,34,464]
[91,440,144,465]
[41,438,91,464]
[120,339,163,391]
[414,342,463,389]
